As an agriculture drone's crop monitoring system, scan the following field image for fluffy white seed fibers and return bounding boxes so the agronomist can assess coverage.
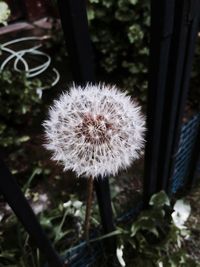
[43,83,145,178]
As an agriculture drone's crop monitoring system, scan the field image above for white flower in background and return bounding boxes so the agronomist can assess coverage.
[172,199,191,229]
[0,212,4,222]
[32,193,49,215]
[0,1,11,25]
[63,200,72,208]
[116,245,126,267]
[158,262,164,267]
[43,83,145,178]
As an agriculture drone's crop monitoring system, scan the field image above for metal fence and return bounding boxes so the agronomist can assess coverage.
[171,113,200,194]
[0,0,200,266]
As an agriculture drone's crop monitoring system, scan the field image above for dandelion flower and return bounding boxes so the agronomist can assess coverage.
[43,83,145,178]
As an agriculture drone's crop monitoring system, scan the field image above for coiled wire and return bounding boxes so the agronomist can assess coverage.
[0,36,60,98]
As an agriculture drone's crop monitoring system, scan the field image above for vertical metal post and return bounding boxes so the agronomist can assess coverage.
[156,0,190,192]
[94,178,114,234]
[0,159,63,267]
[186,123,200,189]
[157,0,200,192]
[143,0,175,205]
[168,0,200,191]
[57,0,115,246]
[57,0,95,83]
[144,0,200,203]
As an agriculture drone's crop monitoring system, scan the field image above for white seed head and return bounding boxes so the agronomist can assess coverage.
[43,83,145,178]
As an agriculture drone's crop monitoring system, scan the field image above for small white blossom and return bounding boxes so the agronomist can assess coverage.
[63,200,72,208]
[158,261,164,267]
[73,200,83,209]
[43,83,145,178]
[31,193,49,214]
[0,1,10,25]
[0,212,4,222]
[172,199,191,229]
[116,245,126,267]
[74,210,81,217]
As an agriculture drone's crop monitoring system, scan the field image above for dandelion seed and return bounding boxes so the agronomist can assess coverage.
[43,83,145,178]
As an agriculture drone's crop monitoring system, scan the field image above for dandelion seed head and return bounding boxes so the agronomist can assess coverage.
[43,83,145,178]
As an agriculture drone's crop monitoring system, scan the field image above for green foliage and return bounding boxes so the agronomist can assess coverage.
[149,191,170,207]
[0,193,86,267]
[49,0,200,105]
[0,169,199,267]
[39,196,86,249]
[93,192,199,267]
[0,69,42,121]
[123,193,198,266]
[87,0,150,99]
[0,69,42,147]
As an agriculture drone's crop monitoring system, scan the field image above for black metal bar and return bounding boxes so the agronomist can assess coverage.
[94,178,115,234]
[0,159,63,267]
[143,0,175,205]
[156,0,190,192]
[157,0,200,193]
[57,0,95,83]
[57,0,115,244]
[186,122,200,189]
[169,0,200,191]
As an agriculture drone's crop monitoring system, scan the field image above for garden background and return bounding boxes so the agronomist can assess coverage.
[0,0,200,266]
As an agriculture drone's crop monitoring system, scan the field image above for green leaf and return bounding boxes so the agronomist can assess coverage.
[131,223,140,236]
[90,228,126,243]
[128,238,136,249]
[129,0,138,4]
[87,9,95,20]
[16,136,30,143]
[149,191,170,207]
[131,217,159,237]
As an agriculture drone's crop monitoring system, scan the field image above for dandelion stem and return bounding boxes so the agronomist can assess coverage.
[84,175,93,243]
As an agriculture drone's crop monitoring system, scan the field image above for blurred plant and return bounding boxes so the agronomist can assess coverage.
[0,69,42,122]
[44,19,68,61]
[48,0,149,101]
[0,184,200,267]
[0,160,87,266]
[0,69,43,147]
[92,191,199,267]
[48,0,200,106]
[87,0,150,101]
[0,194,86,267]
